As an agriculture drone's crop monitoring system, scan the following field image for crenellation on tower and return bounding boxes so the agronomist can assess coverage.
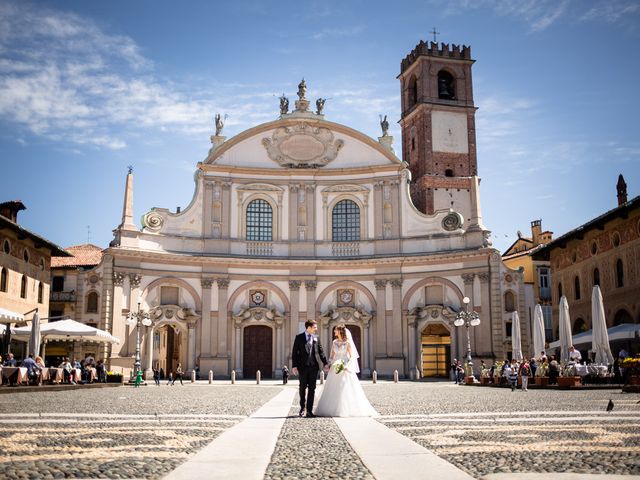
[401,41,472,74]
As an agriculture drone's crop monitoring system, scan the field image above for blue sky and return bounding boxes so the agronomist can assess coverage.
[1,0,639,253]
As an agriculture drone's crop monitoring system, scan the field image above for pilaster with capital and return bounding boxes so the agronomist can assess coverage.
[373,181,384,239]
[304,280,317,323]
[374,279,387,355]
[389,279,403,356]
[221,181,232,238]
[201,278,213,356]
[217,278,230,357]
[289,280,301,352]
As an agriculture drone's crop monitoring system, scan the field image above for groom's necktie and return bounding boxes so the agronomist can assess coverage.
[306,334,313,364]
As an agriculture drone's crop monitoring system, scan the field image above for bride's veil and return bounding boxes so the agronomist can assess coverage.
[345,328,360,373]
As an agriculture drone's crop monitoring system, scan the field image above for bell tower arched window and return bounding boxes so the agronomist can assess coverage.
[574,276,581,300]
[332,200,360,242]
[246,199,273,241]
[408,75,418,108]
[438,70,455,100]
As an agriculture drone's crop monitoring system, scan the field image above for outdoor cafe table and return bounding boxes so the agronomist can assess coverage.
[40,368,63,384]
[1,367,28,385]
[575,364,609,377]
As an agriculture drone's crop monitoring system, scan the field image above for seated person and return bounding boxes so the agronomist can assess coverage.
[3,352,17,367]
[21,354,42,385]
[59,357,74,384]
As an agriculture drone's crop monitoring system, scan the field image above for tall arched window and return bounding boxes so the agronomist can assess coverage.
[86,291,99,313]
[616,258,624,287]
[574,276,581,300]
[246,199,273,241]
[438,70,455,99]
[558,282,563,299]
[20,275,27,298]
[332,200,360,242]
[504,291,516,312]
[37,282,43,303]
[573,318,587,334]
[408,75,418,107]
[593,268,600,287]
[0,268,7,292]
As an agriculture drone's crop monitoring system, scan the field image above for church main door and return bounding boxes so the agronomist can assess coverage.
[421,324,451,377]
[243,325,273,378]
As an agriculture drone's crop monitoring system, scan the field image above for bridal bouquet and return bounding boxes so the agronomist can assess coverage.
[333,359,345,374]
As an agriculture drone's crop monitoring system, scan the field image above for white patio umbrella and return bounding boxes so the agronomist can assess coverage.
[591,285,614,365]
[511,310,523,361]
[532,304,546,359]
[558,295,573,362]
[13,319,120,344]
[28,311,41,357]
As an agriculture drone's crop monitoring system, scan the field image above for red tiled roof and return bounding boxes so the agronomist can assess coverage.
[51,244,104,268]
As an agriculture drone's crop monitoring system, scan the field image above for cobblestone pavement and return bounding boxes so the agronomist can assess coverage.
[264,400,374,480]
[365,383,640,479]
[0,384,281,479]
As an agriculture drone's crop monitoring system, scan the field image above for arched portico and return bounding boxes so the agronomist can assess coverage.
[407,305,458,378]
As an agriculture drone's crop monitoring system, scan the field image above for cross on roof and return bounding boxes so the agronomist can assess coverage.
[430,27,440,43]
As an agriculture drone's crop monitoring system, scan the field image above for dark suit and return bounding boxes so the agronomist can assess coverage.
[291,331,328,414]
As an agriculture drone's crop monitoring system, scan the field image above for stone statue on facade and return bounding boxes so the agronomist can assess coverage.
[279,94,289,115]
[315,98,326,114]
[214,113,225,136]
[297,78,307,100]
[380,115,389,137]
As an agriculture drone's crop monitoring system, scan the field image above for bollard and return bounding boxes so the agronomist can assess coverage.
[320,370,325,384]
[208,370,213,384]
[394,369,399,383]
[372,370,377,384]
[256,370,261,384]
[415,366,421,380]
[191,370,196,383]
[231,370,236,384]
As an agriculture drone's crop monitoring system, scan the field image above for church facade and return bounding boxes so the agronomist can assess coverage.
[97,42,526,379]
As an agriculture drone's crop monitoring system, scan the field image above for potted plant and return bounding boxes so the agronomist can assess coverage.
[536,361,549,386]
[622,356,640,392]
[557,363,581,387]
[106,371,123,383]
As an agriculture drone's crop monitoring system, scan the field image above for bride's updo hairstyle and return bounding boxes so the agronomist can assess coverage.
[335,324,346,340]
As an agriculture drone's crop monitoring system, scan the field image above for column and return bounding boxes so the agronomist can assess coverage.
[304,280,317,322]
[363,321,371,373]
[111,271,127,358]
[145,325,154,379]
[187,322,196,371]
[407,314,417,374]
[234,323,242,375]
[217,278,230,357]
[275,321,284,376]
[390,279,403,356]
[478,272,491,357]
[374,279,387,357]
[289,280,301,361]
[128,274,142,356]
[201,279,213,356]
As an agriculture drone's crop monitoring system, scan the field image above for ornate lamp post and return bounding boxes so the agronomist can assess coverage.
[453,296,481,366]
[125,296,152,377]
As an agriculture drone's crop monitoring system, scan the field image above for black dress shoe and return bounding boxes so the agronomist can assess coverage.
[299,408,305,417]
[305,412,316,418]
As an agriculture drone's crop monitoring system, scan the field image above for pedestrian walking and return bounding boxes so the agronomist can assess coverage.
[282,365,289,384]
[506,359,519,391]
[172,363,184,385]
[153,367,160,386]
[167,370,173,385]
[519,359,531,392]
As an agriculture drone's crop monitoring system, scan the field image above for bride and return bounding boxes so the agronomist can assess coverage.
[315,324,377,417]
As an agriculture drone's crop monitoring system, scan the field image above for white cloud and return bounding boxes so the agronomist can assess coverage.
[312,25,365,40]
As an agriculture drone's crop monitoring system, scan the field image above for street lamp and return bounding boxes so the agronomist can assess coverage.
[454,296,481,365]
[125,296,152,377]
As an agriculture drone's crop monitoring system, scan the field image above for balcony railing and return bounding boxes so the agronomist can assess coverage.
[246,242,273,256]
[332,242,360,257]
[50,291,75,302]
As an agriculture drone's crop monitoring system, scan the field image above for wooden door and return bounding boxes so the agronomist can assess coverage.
[243,326,273,378]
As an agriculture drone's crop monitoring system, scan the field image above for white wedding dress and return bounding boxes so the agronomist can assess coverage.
[315,339,377,417]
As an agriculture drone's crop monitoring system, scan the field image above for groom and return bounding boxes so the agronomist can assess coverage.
[291,320,328,418]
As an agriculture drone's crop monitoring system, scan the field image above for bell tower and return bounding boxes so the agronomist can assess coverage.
[399,41,478,217]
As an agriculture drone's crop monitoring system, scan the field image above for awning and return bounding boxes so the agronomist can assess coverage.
[0,307,24,324]
[548,323,640,350]
[12,319,120,344]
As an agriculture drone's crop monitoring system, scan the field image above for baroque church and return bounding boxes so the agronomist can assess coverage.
[88,41,525,379]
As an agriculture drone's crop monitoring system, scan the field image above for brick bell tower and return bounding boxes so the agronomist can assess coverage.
[399,41,478,219]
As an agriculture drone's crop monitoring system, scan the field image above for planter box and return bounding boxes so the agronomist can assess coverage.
[628,376,640,386]
[480,377,492,385]
[558,376,581,387]
[536,376,549,386]
[106,375,123,383]
[465,376,475,385]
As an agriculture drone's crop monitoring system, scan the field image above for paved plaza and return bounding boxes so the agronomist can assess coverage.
[0,381,638,479]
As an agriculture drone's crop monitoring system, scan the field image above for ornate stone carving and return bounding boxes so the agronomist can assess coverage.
[319,305,372,326]
[232,306,285,327]
[304,280,317,290]
[141,211,164,232]
[262,123,344,168]
[390,279,403,288]
[201,278,214,288]
[477,272,490,283]
[374,279,387,290]
[236,183,284,193]
[113,272,126,286]
[462,273,475,285]
[129,274,142,287]
[217,278,230,289]
[442,211,463,231]
[289,280,301,291]
[321,184,369,194]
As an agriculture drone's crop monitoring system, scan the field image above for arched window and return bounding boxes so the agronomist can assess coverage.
[20,275,27,298]
[615,258,624,287]
[558,282,563,299]
[332,200,360,242]
[613,309,633,326]
[86,291,99,313]
[444,168,454,177]
[408,75,418,107]
[438,70,455,100]
[593,268,600,287]
[0,268,7,292]
[246,199,273,241]
[573,318,587,334]
[504,291,516,312]
[37,282,43,303]
[574,276,581,300]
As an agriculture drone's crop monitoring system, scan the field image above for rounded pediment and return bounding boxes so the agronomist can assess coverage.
[262,122,344,168]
